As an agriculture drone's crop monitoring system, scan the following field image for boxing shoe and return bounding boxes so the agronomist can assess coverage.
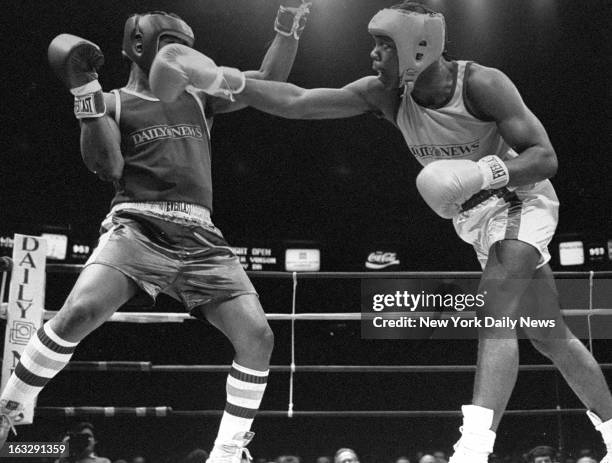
[448,433,494,463]
[207,431,254,463]
[587,411,612,463]
[0,400,25,448]
[448,405,496,463]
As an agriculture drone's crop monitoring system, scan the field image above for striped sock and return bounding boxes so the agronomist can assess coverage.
[0,324,77,405]
[215,361,268,443]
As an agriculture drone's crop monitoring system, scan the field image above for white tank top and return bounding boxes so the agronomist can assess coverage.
[396,60,518,167]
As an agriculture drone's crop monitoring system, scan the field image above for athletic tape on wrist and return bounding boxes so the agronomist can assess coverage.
[207,70,226,96]
[70,80,102,97]
[274,3,310,40]
[209,67,245,102]
[73,90,106,119]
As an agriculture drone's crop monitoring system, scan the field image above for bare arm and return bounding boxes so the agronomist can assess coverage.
[80,92,123,182]
[235,76,383,119]
[467,65,557,186]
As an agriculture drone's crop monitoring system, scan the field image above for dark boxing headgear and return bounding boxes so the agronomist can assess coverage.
[122,11,195,73]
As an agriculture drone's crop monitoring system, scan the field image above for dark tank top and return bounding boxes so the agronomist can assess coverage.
[111,88,213,210]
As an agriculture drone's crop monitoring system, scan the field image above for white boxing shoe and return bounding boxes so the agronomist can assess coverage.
[449,405,496,463]
[587,410,612,463]
[0,400,24,450]
[207,431,255,463]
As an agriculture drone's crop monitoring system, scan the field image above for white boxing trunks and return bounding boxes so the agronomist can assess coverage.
[454,179,559,269]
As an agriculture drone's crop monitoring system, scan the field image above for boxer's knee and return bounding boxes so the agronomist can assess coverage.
[479,242,541,318]
[259,324,275,356]
[530,337,555,359]
[245,322,275,358]
[231,321,274,362]
[204,294,275,363]
[50,293,113,341]
[530,335,577,360]
[486,240,540,278]
[477,283,523,320]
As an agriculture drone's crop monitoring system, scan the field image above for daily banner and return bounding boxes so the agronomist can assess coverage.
[2,235,47,424]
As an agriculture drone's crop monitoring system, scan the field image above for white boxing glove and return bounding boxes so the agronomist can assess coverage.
[150,44,245,103]
[416,156,510,219]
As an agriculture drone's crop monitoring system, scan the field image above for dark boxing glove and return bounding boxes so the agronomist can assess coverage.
[274,0,312,40]
[48,34,106,119]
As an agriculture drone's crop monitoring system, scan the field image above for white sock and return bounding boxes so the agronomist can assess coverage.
[1,324,77,406]
[215,362,268,444]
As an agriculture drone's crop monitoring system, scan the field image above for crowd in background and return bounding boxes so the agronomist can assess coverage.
[110,443,604,463]
[105,446,603,463]
[50,421,605,463]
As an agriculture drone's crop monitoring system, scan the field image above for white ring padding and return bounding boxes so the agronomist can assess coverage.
[36,406,172,417]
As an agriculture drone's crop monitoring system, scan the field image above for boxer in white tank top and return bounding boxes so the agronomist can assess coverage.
[397,59,560,269]
[157,2,612,462]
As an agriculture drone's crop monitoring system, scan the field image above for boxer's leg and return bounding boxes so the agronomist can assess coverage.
[450,239,539,463]
[178,224,270,459]
[0,213,175,447]
[526,264,612,462]
[0,264,137,446]
[201,294,273,458]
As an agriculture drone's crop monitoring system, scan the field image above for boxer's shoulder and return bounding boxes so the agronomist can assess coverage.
[343,75,399,118]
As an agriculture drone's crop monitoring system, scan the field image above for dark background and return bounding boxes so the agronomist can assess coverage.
[2,0,611,270]
[2,0,612,461]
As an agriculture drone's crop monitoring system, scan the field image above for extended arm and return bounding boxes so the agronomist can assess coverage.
[236,76,380,119]
[151,46,384,119]
[467,65,558,186]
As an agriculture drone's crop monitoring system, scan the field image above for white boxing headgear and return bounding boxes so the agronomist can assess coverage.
[368,6,445,90]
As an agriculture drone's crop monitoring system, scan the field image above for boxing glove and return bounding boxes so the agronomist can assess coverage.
[275,0,312,40]
[48,34,106,119]
[416,155,510,219]
[150,44,245,103]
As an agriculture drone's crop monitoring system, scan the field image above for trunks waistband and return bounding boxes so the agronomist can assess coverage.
[460,187,518,212]
[111,201,212,226]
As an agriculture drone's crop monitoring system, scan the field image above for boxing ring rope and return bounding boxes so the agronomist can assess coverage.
[288,272,298,418]
[1,261,612,419]
[40,265,612,279]
[2,309,612,323]
[589,270,595,353]
[33,407,593,418]
[62,363,612,373]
